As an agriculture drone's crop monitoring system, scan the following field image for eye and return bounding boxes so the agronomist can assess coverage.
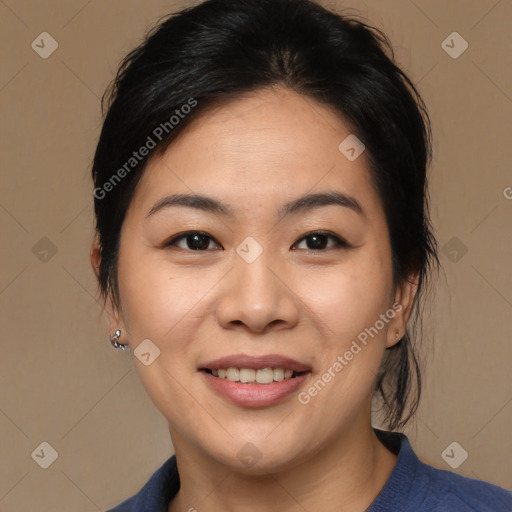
[164,230,349,252]
[164,231,222,251]
[292,231,350,251]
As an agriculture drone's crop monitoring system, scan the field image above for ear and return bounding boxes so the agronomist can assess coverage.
[90,236,126,335]
[385,271,419,348]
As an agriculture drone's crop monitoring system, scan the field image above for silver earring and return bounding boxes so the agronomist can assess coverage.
[110,329,129,351]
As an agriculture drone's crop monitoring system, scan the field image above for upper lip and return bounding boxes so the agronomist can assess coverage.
[199,353,311,372]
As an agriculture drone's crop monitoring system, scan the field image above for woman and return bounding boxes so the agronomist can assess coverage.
[90,0,511,510]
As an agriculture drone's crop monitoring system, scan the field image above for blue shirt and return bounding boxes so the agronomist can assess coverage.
[107,429,511,511]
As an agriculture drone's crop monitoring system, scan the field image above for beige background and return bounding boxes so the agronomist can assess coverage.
[1,0,511,510]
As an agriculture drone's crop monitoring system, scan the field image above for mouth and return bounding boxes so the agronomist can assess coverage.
[197,354,312,405]
[200,367,311,384]
[198,353,312,383]
[198,367,312,407]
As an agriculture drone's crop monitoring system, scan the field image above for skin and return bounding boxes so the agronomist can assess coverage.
[91,86,418,511]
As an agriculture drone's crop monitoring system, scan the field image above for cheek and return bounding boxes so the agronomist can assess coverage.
[303,259,392,342]
[116,251,221,421]
[117,247,225,355]
[294,249,393,407]
[296,273,389,420]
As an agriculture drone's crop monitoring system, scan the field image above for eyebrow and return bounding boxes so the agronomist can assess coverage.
[146,191,365,219]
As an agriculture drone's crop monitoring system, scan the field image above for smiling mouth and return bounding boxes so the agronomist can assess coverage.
[200,368,310,384]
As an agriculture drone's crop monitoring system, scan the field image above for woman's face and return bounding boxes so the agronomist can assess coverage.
[98,87,415,472]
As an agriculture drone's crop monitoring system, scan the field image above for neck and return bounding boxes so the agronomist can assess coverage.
[168,421,397,512]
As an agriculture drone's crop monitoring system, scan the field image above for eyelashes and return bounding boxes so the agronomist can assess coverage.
[292,231,350,251]
[165,231,220,251]
[163,230,351,252]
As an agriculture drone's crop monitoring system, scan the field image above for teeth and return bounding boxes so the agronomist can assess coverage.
[273,368,284,381]
[210,367,298,384]
[256,368,275,384]
[240,368,256,383]
[226,367,239,381]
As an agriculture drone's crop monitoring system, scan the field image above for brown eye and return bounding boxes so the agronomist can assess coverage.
[293,231,349,251]
[165,231,221,251]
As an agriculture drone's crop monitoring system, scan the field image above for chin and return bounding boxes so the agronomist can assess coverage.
[200,435,307,475]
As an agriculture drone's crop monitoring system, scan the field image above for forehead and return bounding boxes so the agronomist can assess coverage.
[129,87,380,218]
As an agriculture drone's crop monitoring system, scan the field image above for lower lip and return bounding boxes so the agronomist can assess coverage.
[199,371,311,407]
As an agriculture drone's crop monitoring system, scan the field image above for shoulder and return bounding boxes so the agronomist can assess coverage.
[419,461,511,511]
[106,454,180,512]
[370,429,511,512]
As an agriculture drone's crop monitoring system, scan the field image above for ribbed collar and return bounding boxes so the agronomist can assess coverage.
[366,429,430,511]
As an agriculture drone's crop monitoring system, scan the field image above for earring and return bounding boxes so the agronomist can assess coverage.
[110,329,130,351]
[395,329,401,341]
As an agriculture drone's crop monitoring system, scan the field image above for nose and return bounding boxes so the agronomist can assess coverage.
[216,251,299,334]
